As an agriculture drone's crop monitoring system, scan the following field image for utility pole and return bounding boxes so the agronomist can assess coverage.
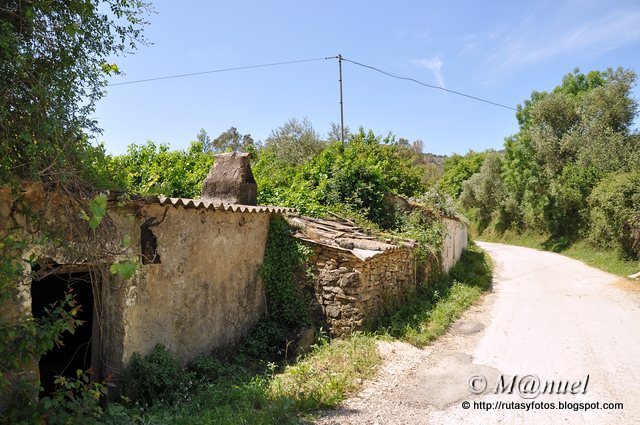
[338,54,345,154]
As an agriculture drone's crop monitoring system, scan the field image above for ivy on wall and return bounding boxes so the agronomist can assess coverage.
[242,217,314,359]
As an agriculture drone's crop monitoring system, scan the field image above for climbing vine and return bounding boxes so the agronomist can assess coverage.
[242,216,315,359]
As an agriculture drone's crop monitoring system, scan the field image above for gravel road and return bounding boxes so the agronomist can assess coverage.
[316,242,640,424]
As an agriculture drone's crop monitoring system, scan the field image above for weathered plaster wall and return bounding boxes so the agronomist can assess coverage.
[108,203,271,368]
[441,217,468,273]
[1,185,273,399]
[309,244,418,337]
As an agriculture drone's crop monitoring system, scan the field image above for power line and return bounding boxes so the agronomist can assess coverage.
[106,54,515,112]
[340,57,517,111]
[106,56,332,87]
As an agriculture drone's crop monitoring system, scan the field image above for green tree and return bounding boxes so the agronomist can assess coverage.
[588,172,640,258]
[439,150,488,198]
[196,128,211,150]
[207,127,255,153]
[494,67,638,238]
[264,117,326,165]
[254,127,427,227]
[327,121,351,142]
[1,1,151,418]
[459,152,504,230]
[0,0,151,185]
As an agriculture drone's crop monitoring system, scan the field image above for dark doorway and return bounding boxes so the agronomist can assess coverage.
[31,271,94,396]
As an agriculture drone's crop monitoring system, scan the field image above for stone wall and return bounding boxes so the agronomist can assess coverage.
[295,213,469,337]
[309,243,418,336]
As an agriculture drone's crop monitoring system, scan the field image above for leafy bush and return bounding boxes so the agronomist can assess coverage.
[110,141,214,198]
[186,354,225,384]
[588,172,640,258]
[124,344,193,406]
[5,369,109,425]
[255,128,426,228]
[459,152,504,231]
[439,150,487,198]
[242,217,314,359]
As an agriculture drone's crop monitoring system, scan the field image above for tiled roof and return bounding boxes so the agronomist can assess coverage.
[142,196,294,214]
[288,214,416,260]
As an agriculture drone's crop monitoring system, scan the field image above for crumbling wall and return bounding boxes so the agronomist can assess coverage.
[441,217,468,272]
[107,203,271,368]
[0,183,124,408]
[310,244,418,337]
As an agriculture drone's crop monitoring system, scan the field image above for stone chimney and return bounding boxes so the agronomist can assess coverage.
[201,152,258,205]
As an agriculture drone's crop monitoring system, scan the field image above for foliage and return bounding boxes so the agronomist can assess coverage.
[109,141,214,198]
[117,333,381,424]
[6,369,109,425]
[500,133,546,230]
[394,208,445,265]
[268,333,381,410]
[204,127,255,153]
[1,0,152,421]
[242,217,314,359]
[0,0,151,184]
[255,128,427,228]
[588,172,640,258]
[439,150,487,198]
[459,152,503,231]
[0,232,114,423]
[124,344,193,407]
[451,67,639,259]
[263,117,326,166]
[326,122,351,143]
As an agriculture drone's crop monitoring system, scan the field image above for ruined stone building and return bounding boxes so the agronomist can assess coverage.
[1,151,467,404]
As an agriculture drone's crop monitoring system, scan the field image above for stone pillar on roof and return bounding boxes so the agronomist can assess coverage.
[201,152,258,205]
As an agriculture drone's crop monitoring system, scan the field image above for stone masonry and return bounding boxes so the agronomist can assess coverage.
[311,244,418,336]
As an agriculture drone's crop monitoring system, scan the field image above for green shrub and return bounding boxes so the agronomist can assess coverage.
[186,354,225,383]
[242,217,314,359]
[588,171,640,258]
[254,128,426,229]
[124,344,193,406]
[4,370,108,425]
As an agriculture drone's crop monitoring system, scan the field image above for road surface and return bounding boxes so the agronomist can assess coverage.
[317,242,640,424]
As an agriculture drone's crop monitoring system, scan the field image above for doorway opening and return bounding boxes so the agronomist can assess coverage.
[31,271,95,396]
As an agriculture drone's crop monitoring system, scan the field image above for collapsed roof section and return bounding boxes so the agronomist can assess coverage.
[288,214,416,261]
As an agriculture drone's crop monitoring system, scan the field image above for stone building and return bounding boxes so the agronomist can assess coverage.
[1,152,467,406]
[288,213,467,336]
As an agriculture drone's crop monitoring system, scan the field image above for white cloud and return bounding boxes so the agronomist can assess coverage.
[492,9,640,70]
[411,55,446,88]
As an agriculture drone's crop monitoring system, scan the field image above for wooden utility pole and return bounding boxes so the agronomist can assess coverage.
[338,54,345,154]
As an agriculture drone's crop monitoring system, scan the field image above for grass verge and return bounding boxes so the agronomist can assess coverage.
[375,243,492,346]
[111,244,493,424]
[477,230,639,277]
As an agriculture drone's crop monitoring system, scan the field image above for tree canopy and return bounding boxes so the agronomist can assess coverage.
[0,0,151,185]
[444,67,640,257]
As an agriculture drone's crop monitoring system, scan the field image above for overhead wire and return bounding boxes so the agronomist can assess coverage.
[106,54,516,111]
[340,56,516,111]
[106,56,332,87]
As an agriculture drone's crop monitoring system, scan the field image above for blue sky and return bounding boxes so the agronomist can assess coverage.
[95,0,640,156]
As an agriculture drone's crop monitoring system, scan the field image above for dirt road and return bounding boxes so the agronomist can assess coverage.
[317,242,640,424]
